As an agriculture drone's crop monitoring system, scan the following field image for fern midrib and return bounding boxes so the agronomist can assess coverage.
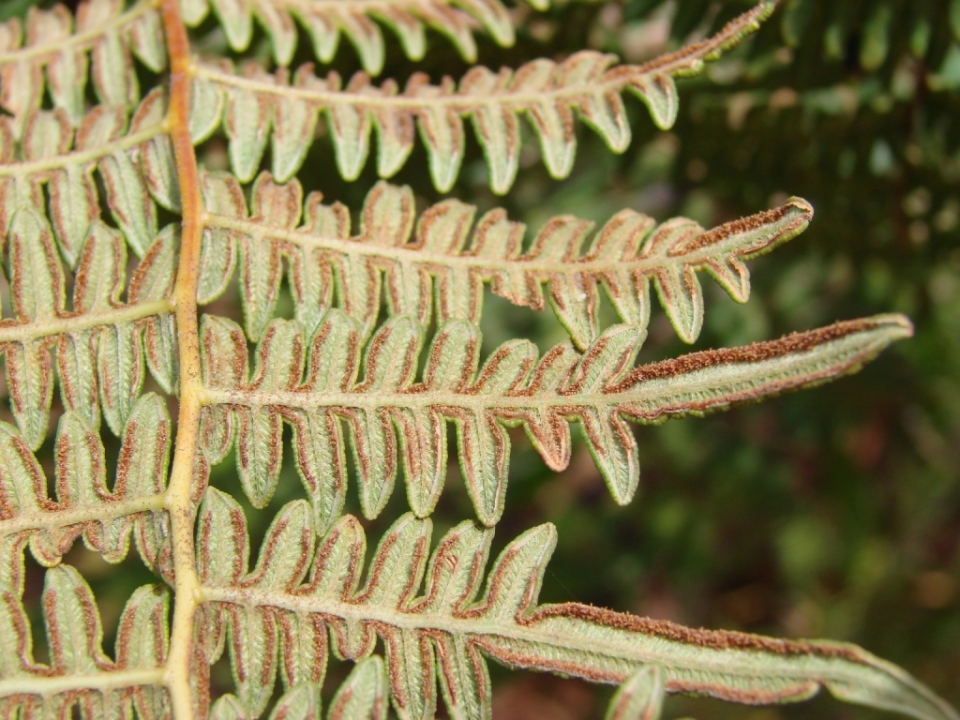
[200,584,697,673]
[0,668,165,696]
[0,493,166,536]
[198,337,875,412]
[0,123,167,177]
[201,387,626,411]
[627,1,773,77]
[156,1,205,718]
[198,585,899,694]
[0,299,172,343]
[195,63,644,110]
[206,213,740,276]
[0,0,153,65]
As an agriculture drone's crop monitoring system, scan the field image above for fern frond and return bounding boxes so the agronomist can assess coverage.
[0,209,177,444]
[198,310,911,525]
[0,0,165,127]
[193,1,773,193]
[180,0,549,72]
[0,393,172,572]
[0,86,181,445]
[195,499,958,720]
[1,89,180,262]
[0,0,949,715]
[0,556,169,714]
[198,174,811,346]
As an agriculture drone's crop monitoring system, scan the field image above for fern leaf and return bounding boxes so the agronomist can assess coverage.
[116,585,172,718]
[0,91,178,262]
[0,219,176,444]
[260,657,387,720]
[0,393,171,569]
[0,0,950,715]
[268,683,324,720]
[180,0,547,71]
[45,565,113,674]
[0,0,164,128]
[210,693,248,720]
[0,94,179,443]
[196,502,958,720]
[328,656,389,719]
[200,174,810,346]
[4,336,54,450]
[200,310,911,525]
[607,666,665,720]
[194,1,773,192]
[0,556,169,713]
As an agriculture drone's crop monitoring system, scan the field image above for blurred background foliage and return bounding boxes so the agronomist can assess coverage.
[11,0,958,717]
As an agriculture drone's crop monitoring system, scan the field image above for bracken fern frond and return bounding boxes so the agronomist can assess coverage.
[191,2,775,193]
[0,0,954,718]
[189,500,959,720]
[197,174,812,346]
[198,311,911,526]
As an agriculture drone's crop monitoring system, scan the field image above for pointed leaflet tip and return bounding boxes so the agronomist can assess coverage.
[246,500,315,591]
[607,666,665,720]
[197,487,249,588]
[187,511,956,720]
[509,603,960,720]
[268,683,323,720]
[115,584,170,671]
[631,75,679,130]
[870,312,914,339]
[42,564,107,673]
[480,523,557,620]
[618,314,915,423]
[329,656,389,720]
[210,694,246,720]
[823,647,960,720]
